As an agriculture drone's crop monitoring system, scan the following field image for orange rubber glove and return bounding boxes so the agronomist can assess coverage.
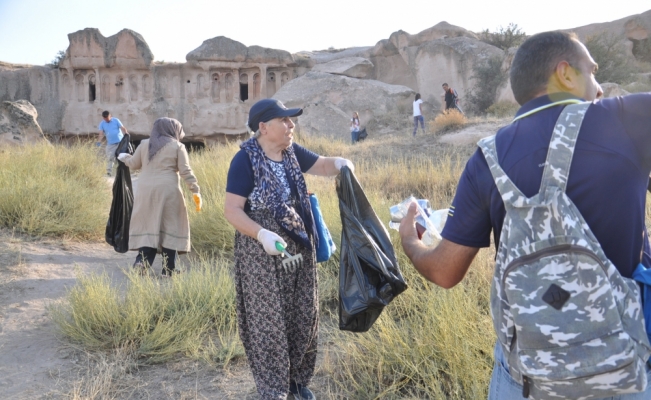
[193,193,202,212]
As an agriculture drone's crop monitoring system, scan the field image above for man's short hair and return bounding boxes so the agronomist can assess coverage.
[510,31,582,105]
[102,111,110,118]
[442,83,448,87]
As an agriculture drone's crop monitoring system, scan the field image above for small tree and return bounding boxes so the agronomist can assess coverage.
[585,33,636,84]
[480,23,527,51]
[466,55,508,114]
[50,50,65,68]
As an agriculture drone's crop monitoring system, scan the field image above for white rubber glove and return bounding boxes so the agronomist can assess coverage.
[256,228,287,256]
[117,153,130,162]
[334,157,355,173]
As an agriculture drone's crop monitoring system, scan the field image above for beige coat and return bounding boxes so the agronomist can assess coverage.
[123,139,199,253]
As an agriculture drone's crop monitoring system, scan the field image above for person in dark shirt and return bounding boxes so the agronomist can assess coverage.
[442,83,463,114]
[224,99,353,400]
[400,32,651,399]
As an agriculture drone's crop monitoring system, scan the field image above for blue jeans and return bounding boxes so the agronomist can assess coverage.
[488,344,651,400]
[413,115,424,135]
[351,129,359,143]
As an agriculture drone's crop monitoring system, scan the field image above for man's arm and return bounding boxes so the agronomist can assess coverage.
[399,202,479,288]
[120,126,128,134]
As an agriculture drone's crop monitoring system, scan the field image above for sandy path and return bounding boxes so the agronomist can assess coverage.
[0,231,132,398]
[0,230,267,399]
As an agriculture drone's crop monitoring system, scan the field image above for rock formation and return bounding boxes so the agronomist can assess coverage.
[312,57,374,79]
[273,71,414,139]
[600,82,631,98]
[1,10,650,141]
[568,9,651,59]
[0,100,46,146]
[0,29,305,144]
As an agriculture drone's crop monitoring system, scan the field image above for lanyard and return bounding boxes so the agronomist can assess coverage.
[511,99,584,123]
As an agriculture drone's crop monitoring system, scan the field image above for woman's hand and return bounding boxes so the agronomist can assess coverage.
[257,229,287,255]
[117,153,130,162]
[334,158,355,173]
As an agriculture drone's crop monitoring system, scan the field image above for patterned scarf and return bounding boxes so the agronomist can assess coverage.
[148,118,185,161]
[241,137,316,250]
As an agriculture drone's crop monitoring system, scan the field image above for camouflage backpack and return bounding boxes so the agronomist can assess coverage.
[478,102,651,400]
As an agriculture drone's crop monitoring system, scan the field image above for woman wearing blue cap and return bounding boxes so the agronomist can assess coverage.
[225,99,353,400]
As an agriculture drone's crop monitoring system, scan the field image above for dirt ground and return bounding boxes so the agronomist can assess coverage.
[0,224,339,400]
[0,227,278,399]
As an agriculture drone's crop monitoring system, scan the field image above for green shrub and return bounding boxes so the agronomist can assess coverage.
[585,33,636,84]
[479,23,527,51]
[467,55,508,114]
[0,142,110,239]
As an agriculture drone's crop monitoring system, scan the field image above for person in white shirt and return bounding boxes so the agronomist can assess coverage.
[350,111,361,143]
[412,93,424,136]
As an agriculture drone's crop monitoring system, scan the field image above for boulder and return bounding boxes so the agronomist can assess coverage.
[186,36,294,65]
[272,71,414,138]
[311,57,374,78]
[600,82,631,97]
[0,100,46,146]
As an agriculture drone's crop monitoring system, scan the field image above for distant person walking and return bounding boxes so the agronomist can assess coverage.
[350,111,361,143]
[442,83,464,114]
[98,110,128,176]
[412,93,425,136]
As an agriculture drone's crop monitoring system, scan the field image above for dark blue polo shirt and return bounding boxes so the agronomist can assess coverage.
[226,142,319,210]
[441,93,651,278]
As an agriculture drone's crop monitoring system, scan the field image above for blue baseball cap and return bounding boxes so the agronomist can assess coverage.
[247,99,303,132]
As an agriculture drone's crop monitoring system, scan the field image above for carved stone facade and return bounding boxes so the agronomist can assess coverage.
[0,29,304,144]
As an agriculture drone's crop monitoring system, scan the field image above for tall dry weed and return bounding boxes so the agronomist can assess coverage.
[429,110,468,134]
[50,257,242,366]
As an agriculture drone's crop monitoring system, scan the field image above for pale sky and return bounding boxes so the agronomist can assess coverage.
[0,0,649,65]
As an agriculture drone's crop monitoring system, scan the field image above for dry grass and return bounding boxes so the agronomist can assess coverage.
[428,110,468,135]
[33,124,497,398]
[50,256,243,367]
[0,142,110,240]
[63,346,140,400]
[486,101,519,119]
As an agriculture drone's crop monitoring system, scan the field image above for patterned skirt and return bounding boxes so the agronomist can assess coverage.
[233,209,318,400]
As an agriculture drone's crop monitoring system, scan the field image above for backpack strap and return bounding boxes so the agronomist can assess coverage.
[478,135,528,208]
[539,102,590,194]
[478,102,591,206]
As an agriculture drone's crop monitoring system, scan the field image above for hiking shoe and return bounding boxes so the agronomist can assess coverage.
[289,382,315,400]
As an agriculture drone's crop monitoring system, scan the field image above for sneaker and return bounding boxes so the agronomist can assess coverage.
[289,381,315,400]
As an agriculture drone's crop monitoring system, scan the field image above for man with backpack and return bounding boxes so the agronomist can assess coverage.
[442,83,463,114]
[400,31,651,399]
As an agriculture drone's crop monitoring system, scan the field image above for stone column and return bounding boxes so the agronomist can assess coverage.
[247,73,254,101]
[94,68,100,104]
[260,65,267,99]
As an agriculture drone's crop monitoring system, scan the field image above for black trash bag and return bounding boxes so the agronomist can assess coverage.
[357,128,368,141]
[336,166,407,332]
[105,134,134,253]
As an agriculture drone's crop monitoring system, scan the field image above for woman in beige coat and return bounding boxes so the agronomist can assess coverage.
[117,117,201,276]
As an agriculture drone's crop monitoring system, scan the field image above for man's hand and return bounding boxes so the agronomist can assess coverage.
[399,200,479,289]
[399,201,420,249]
